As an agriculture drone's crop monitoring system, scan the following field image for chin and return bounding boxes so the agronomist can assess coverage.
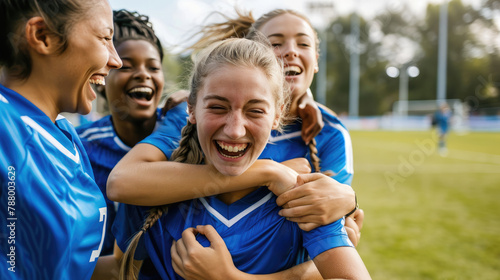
[217,165,248,177]
[77,103,93,115]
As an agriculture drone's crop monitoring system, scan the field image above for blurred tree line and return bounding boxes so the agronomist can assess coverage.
[317,0,500,116]
[163,0,500,116]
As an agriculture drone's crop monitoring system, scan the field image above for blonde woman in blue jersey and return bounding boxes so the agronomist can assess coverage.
[117,37,370,280]
[108,8,361,241]
[0,0,121,279]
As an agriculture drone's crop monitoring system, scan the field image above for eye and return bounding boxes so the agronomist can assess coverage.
[271,43,282,47]
[207,104,227,113]
[248,108,266,117]
[118,65,131,71]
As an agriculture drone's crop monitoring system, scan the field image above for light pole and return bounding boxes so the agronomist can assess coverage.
[307,1,334,105]
[437,0,448,105]
[387,64,420,116]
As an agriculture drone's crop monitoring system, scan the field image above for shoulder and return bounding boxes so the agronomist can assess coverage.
[318,106,351,141]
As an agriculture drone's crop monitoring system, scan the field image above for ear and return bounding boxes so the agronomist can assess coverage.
[314,52,320,73]
[25,17,59,55]
[272,106,283,130]
[188,104,197,124]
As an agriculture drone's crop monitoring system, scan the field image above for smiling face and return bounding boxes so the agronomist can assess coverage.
[104,39,163,122]
[189,64,280,176]
[258,13,319,105]
[54,0,122,115]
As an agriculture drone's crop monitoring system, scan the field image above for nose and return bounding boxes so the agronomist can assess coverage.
[133,65,152,80]
[224,111,246,139]
[282,41,298,59]
[108,43,122,69]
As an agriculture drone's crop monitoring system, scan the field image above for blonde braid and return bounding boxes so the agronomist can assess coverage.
[309,138,335,176]
[169,121,204,164]
[119,206,169,280]
[308,138,321,173]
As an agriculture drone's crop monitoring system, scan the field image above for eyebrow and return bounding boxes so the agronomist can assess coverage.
[203,95,271,106]
[267,33,313,39]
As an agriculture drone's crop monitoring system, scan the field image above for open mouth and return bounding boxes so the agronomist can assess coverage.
[89,75,105,85]
[284,66,302,76]
[215,141,249,159]
[127,87,154,101]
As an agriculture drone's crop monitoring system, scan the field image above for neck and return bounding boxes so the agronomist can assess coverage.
[217,187,259,205]
[2,72,59,122]
[112,113,158,147]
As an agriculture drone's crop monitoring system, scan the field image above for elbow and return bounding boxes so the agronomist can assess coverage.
[106,169,126,203]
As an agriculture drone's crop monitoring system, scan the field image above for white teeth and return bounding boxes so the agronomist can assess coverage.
[217,142,247,153]
[129,87,153,94]
[89,78,105,85]
[284,66,302,74]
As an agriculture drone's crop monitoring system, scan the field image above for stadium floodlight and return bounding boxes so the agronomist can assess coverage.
[387,64,419,116]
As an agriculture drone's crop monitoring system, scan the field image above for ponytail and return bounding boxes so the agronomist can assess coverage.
[186,9,255,54]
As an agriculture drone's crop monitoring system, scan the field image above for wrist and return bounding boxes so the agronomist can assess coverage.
[345,192,359,217]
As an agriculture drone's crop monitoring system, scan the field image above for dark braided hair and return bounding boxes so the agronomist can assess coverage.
[113,9,164,61]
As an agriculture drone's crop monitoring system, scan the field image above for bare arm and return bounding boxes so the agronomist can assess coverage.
[107,143,309,206]
[313,246,371,280]
[91,243,122,280]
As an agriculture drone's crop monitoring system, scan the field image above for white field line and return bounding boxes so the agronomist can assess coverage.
[355,163,500,174]
[355,140,500,165]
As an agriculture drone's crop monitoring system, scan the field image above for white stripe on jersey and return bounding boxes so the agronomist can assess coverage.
[199,192,273,227]
[327,121,354,174]
[21,116,80,164]
[268,131,301,143]
[0,93,9,104]
[113,136,131,152]
[78,126,113,139]
[86,132,114,142]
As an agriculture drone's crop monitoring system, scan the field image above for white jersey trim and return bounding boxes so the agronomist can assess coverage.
[21,116,80,164]
[78,126,113,139]
[268,131,301,143]
[327,121,354,174]
[113,136,131,152]
[0,93,9,104]
[199,192,273,228]
[87,132,114,142]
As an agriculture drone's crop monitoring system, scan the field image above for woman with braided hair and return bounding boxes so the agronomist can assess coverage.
[108,9,360,238]
[115,37,370,280]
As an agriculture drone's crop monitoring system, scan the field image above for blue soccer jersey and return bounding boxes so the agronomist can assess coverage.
[114,188,352,279]
[77,103,187,255]
[0,84,107,279]
[260,106,354,185]
[113,122,353,279]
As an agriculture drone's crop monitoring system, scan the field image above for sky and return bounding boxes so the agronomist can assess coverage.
[108,0,484,52]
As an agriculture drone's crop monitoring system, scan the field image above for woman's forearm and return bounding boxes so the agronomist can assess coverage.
[107,144,287,206]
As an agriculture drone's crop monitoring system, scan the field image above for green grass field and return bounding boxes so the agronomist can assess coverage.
[350,130,500,280]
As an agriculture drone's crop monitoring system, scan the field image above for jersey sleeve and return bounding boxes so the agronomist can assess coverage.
[302,217,353,259]
[112,204,150,260]
[317,111,354,185]
[142,102,188,159]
